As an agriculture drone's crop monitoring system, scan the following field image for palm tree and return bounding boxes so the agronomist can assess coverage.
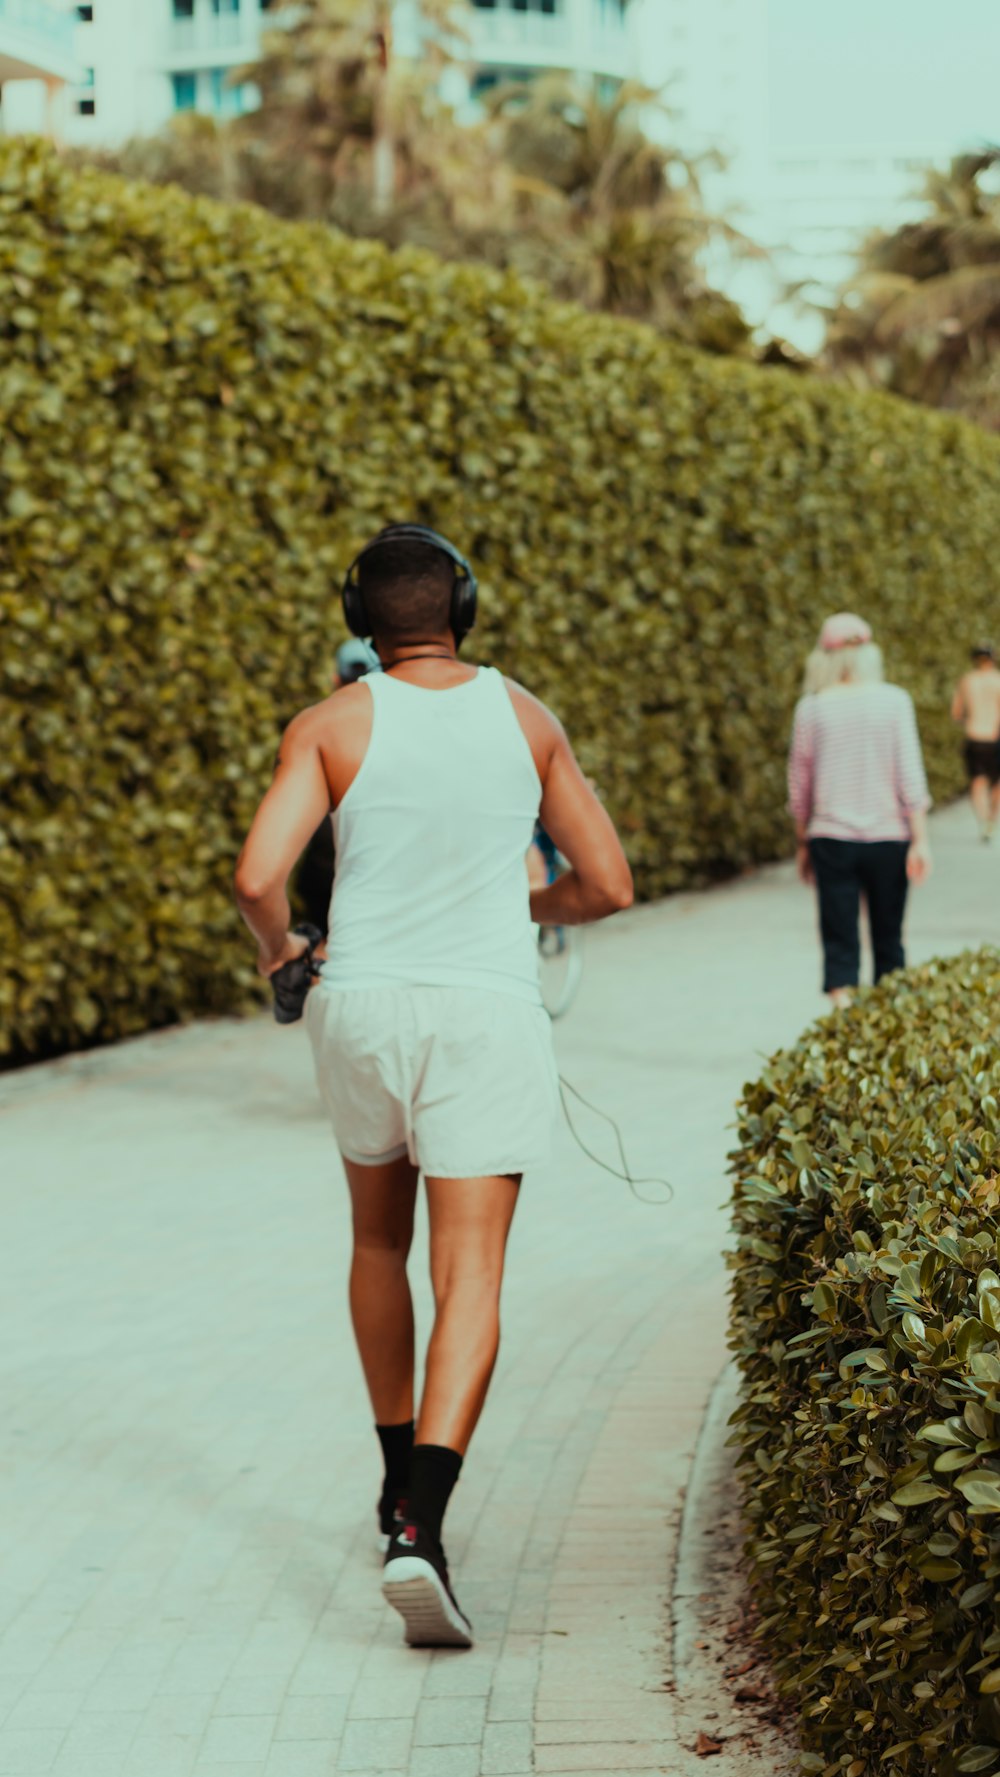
[238,0,468,218]
[485,73,755,352]
[822,149,1000,429]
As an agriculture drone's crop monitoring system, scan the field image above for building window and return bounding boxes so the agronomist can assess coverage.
[211,0,240,12]
[173,0,194,14]
[78,97,96,114]
[172,71,197,110]
[208,67,247,115]
[471,65,534,96]
[76,4,93,19]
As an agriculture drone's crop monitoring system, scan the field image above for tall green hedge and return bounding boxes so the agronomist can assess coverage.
[729,951,1000,1777]
[3,138,1000,1060]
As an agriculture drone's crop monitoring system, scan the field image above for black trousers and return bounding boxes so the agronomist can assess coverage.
[808,838,910,992]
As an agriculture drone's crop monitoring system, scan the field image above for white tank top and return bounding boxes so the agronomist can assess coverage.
[319,666,543,1004]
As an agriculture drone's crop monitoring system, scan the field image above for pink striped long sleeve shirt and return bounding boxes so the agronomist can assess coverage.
[788,683,930,843]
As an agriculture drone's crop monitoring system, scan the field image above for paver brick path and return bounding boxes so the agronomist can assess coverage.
[1,805,996,1776]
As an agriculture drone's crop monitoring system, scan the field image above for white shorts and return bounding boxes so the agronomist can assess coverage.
[305,984,560,1178]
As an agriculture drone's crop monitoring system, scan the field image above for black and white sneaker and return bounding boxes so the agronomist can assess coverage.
[376,1489,407,1556]
[381,1521,473,1649]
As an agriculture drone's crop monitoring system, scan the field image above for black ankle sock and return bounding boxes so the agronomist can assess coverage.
[376,1420,414,1502]
[407,1444,463,1544]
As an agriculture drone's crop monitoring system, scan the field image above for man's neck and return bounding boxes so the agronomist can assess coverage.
[378,636,457,668]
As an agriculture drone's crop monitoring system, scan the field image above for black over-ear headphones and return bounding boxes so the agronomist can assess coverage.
[341,523,478,646]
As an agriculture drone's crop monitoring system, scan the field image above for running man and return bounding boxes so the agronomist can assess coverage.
[951,643,1000,841]
[234,524,633,1649]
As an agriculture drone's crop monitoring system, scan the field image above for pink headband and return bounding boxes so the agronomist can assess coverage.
[819,613,873,652]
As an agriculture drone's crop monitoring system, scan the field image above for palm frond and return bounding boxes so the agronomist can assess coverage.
[872,262,1000,345]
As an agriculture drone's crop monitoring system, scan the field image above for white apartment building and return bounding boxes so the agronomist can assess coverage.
[635,0,980,347]
[740,147,940,327]
[0,0,80,133]
[635,0,767,176]
[1,0,640,146]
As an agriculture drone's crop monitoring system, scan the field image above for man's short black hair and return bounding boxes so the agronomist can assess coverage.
[358,530,454,643]
[973,642,996,661]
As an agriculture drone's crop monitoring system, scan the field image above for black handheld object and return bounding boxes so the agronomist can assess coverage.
[270,924,325,1025]
[342,523,478,646]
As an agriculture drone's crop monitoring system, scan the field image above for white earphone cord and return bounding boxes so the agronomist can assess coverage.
[557,1077,674,1207]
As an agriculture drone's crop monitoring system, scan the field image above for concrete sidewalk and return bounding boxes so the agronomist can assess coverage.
[1,803,997,1777]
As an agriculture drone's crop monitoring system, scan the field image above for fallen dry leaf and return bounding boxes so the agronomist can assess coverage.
[695,1731,724,1757]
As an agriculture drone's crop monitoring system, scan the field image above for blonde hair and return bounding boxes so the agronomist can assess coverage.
[802,640,884,695]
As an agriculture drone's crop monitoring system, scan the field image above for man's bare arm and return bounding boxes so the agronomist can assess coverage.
[527,716,633,926]
[951,678,967,725]
[234,711,331,971]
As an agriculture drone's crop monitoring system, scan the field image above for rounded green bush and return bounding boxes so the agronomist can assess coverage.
[730,949,1000,1777]
[3,137,1000,1060]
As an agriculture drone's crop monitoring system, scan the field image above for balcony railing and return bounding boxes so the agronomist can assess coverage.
[469,0,631,75]
[169,12,248,55]
[472,8,566,51]
[0,0,78,60]
[164,0,629,80]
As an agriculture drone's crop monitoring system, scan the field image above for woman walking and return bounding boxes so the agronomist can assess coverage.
[788,612,932,1005]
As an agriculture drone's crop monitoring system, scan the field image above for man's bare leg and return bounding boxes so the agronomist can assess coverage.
[381,1173,520,1649]
[343,1154,419,1421]
[418,1173,521,1454]
[990,781,1000,832]
[344,1155,420,1536]
[971,775,991,837]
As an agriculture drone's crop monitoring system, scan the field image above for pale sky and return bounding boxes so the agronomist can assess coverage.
[767,0,1000,151]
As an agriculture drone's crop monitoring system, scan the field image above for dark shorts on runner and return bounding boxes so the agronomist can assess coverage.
[964,739,1000,784]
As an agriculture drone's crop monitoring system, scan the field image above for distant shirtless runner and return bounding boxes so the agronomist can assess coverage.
[951,643,1000,841]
